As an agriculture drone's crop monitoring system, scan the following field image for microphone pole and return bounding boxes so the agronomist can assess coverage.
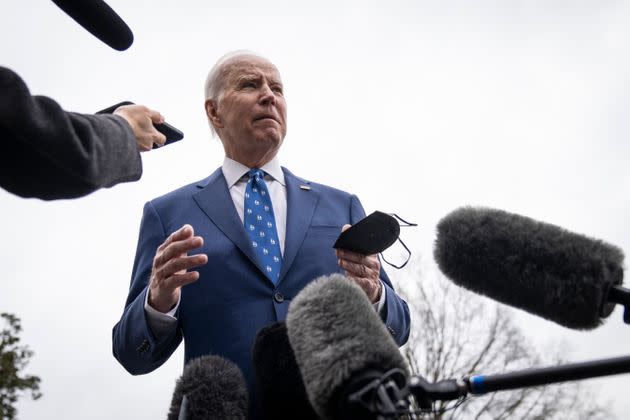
[409,355,630,409]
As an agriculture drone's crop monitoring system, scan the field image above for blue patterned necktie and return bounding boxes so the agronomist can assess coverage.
[244,168,283,284]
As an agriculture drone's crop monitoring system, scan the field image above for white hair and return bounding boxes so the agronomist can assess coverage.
[204,50,268,137]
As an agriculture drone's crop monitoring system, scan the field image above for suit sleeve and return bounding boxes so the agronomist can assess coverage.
[349,195,411,346]
[0,66,141,200]
[112,201,183,375]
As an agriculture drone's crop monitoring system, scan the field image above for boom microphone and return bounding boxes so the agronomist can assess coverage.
[51,0,134,51]
[252,322,318,420]
[434,206,625,330]
[167,355,248,420]
[286,274,409,420]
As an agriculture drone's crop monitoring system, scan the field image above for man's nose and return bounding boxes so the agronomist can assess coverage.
[259,84,276,105]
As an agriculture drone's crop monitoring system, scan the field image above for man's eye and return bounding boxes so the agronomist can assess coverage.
[242,81,257,88]
[272,86,284,94]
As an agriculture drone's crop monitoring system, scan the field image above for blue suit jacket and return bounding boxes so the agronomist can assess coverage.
[112,166,411,402]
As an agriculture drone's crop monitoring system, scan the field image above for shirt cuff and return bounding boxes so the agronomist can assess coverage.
[373,279,387,315]
[144,289,179,337]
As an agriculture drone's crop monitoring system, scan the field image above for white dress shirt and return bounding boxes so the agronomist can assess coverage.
[144,156,385,336]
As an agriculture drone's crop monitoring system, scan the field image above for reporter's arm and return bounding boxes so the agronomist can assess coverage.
[0,66,163,199]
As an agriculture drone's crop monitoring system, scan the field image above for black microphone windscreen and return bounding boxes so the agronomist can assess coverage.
[434,206,625,330]
[286,274,407,420]
[167,355,248,420]
[252,322,318,420]
[51,0,134,51]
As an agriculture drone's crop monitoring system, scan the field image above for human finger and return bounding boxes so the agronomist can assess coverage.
[338,258,378,279]
[346,276,382,303]
[159,235,204,263]
[164,271,202,290]
[147,108,165,125]
[115,105,167,150]
[152,131,167,147]
[157,225,194,252]
[156,254,208,279]
[137,122,165,149]
[336,249,380,270]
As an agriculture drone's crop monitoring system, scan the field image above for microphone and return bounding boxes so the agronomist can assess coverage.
[167,355,248,420]
[252,322,319,420]
[286,274,409,420]
[434,206,626,330]
[50,0,134,51]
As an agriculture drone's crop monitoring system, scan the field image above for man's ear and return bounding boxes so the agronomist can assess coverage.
[205,99,223,129]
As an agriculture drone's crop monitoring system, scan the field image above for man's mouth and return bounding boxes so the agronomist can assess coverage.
[254,115,278,123]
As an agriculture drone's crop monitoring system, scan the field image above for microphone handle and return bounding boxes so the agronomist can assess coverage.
[608,285,630,324]
[409,355,630,406]
[177,395,189,420]
[468,355,630,394]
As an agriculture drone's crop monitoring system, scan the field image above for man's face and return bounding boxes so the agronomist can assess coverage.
[208,56,287,165]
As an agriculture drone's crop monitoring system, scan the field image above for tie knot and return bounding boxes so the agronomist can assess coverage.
[248,168,265,181]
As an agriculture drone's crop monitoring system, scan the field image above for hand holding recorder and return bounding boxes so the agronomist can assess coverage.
[97,101,184,151]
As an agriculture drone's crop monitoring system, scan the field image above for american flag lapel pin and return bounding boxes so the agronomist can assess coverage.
[299,185,311,191]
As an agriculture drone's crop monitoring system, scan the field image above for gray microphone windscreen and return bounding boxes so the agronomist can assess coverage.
[167,355,248,420]
[434,206,625,330]
[286,274,407,420]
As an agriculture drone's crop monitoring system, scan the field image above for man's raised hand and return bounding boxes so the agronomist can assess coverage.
[148,224,208,313]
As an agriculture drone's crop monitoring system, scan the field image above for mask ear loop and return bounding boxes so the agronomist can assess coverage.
[380,214,418,269]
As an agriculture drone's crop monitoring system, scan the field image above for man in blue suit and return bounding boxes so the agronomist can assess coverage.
[112,51,411,413]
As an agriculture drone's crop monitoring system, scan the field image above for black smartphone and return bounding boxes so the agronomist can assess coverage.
[96,101,184,149]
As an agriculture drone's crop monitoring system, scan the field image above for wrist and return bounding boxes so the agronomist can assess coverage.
[148,289,176,314]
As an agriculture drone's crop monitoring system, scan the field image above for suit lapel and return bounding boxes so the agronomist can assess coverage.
[278,167,319,284]
[192,168,267,278]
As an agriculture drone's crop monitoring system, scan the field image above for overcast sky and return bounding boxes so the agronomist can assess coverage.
[2,0,630,418]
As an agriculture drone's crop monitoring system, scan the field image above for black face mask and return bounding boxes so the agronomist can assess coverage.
[333,211,417,269]
[380,213,417,269]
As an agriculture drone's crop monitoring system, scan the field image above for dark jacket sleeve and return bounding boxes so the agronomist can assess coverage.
[349,195,411,346]
[0,66,142,200]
